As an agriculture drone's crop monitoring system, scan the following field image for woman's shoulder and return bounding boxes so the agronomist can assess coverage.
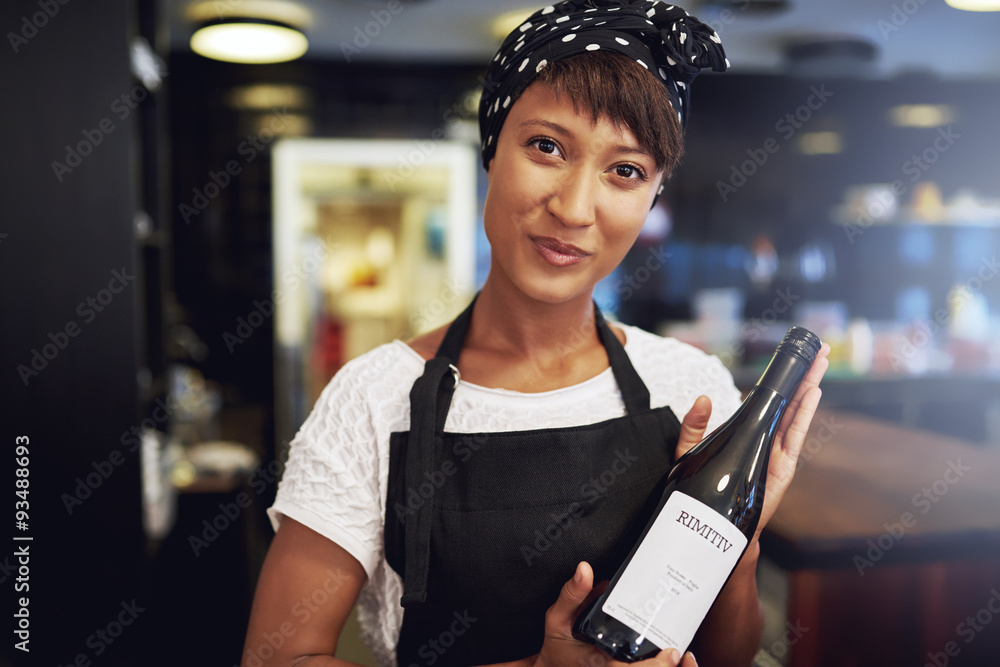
[291,340,428,452]
[618,323,737,388]
[312,340,425,411]
[337,339,423,378]
[617,323,741,426]
[618,322,709,358]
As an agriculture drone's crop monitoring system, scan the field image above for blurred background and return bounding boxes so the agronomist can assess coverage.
[3,0,1000,665]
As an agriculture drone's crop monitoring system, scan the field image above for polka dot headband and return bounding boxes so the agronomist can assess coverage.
[478,0,729,171]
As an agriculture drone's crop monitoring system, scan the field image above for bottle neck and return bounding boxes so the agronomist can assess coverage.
[756,351,811,399]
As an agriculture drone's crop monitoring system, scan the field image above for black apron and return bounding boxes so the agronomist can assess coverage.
[384,297,681,666]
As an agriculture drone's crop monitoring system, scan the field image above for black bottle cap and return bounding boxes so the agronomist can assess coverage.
[757,326,822,398]
[777,326,822,365]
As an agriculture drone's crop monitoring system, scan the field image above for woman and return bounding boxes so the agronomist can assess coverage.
[243,2,830,666]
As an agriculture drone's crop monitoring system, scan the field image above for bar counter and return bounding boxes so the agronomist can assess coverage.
[760,409,1000,666]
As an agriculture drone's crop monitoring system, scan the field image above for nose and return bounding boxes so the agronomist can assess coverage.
[546,165,597,228]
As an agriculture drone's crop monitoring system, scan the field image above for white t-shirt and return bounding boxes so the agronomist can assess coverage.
[267,323,741,666]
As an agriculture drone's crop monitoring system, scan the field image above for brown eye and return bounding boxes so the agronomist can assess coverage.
[537,138,558,154]
[616,164,644,180]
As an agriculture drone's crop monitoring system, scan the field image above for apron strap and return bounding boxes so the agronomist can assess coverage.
[401,294,653,606]
[401,356,459,606]
[594,306,651,414]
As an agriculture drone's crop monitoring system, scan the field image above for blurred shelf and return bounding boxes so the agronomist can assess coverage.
[732,369,1000,444]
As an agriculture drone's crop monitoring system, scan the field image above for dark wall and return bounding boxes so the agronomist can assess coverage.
[1,1,145,664]
[667,73,1000,320]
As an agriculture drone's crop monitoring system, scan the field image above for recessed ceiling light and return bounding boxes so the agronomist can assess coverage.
[945,0,1000,11]
[889,104,957,128]
[798,131,842,155]
[226,84,311,110]
[191,19,308,64]
[187,0,311,64]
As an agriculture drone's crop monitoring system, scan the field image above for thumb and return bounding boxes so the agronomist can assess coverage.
[676,395,712,459]
[545,561,595,635]
[651,649,698,667]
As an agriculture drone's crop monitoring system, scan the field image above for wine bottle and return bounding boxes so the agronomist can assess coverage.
[572,326,822,661]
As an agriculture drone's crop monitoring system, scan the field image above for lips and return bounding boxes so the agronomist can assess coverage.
[530,236,592,268]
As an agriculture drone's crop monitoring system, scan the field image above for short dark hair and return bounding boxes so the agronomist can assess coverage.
[531,50,685,177]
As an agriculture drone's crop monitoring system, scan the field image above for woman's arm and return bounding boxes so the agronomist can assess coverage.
[242,517,368,667]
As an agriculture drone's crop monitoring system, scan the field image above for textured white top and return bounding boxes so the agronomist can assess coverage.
[268,324,741,666]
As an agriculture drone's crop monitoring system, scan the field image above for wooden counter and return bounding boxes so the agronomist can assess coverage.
[760,409,1000,667]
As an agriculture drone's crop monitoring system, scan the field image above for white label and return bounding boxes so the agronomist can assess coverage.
[602,491,748,650]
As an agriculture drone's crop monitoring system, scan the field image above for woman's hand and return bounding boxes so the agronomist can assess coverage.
[675,344,831,542]
[534,562,698,667]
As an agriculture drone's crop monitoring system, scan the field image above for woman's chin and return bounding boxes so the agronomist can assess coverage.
[485,252,606,307]
[509,274,597,307]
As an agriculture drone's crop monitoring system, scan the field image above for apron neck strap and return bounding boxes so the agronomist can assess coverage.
[400,356,457,607]
[594,305,651,414]
[434,294,651,414]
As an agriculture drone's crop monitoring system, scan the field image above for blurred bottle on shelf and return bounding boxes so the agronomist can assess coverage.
[947,285,991,371]
[846,317,874,375]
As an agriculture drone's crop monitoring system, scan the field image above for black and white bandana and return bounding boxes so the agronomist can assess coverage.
[478,0,729,171]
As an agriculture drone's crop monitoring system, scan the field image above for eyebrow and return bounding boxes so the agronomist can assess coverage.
[518,118,653,159]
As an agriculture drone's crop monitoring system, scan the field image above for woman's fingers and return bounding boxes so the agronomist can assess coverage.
[756,345,832,535]
[675,395,712,459]
[544,561,594,635]
[777,344,830,437]
[680,651,699,666]
[539,567,699,667]
[652,649,698,667]
[777,385,823,464]
[777,345,830,453]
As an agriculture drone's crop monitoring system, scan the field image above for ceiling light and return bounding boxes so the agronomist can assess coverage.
[188,1,311,64]
[191,18,308,63]
[945,0,1000,10]
[798,131,842,155]
[251,113,312,136]
[226,84,311,110]
[889,104,956,128]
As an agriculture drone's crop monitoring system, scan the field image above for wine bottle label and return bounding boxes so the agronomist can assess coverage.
[601,491,748,650]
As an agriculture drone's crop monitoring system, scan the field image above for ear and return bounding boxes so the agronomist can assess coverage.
[649,171,667,208]
[653,171,666,191]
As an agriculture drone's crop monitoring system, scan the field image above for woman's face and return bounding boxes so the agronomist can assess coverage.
[483,81,664,306]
